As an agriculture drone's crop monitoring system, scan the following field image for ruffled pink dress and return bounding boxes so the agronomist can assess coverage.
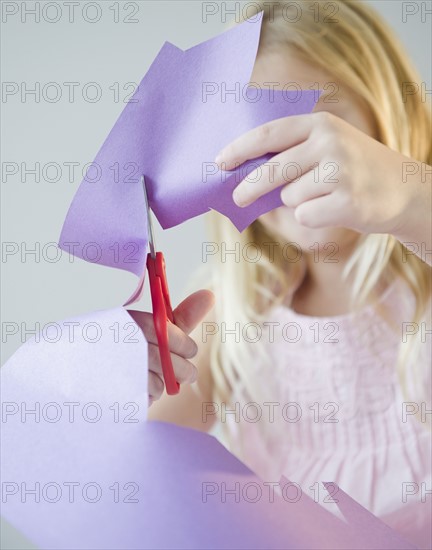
[221,279,431,549]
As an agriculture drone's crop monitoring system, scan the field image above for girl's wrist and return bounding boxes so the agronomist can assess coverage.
[391,162,432,265]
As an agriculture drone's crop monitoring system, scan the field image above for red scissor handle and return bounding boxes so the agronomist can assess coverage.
[146,252,179,395]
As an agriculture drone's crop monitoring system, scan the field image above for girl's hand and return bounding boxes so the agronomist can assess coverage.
[128,289,214,405]
[216,111,430,239]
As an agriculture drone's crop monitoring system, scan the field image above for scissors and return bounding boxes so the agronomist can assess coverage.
[142,175,180,395]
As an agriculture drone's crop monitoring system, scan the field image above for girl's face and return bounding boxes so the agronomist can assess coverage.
[252,49,377,254]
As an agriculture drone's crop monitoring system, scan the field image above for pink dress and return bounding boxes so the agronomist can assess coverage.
[221,279,431,549]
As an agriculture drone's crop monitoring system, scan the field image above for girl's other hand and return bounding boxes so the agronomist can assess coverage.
[216,112,430,240]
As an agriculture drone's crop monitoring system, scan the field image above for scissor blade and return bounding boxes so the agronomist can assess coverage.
[141,175,156,258]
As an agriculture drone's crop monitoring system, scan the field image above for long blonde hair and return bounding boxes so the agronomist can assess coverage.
[201,0,431,440]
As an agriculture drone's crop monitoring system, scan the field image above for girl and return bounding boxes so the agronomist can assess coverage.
[130,1,431,547]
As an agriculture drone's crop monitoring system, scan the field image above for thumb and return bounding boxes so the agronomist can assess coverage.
[173,289,215,334]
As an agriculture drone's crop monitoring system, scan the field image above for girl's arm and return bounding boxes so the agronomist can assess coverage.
[147,328,215,432]
[390,162,432,266]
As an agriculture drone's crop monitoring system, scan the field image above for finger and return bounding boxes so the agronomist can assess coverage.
[232,142,316,207]
[215,114,316,170]
[294,193,342,228]
[280,168,336,209]
[173,289,215,335]
[127,309,198,359]
[148,371,165,401]
[148,343,197,384]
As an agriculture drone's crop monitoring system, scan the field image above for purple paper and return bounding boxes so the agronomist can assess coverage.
[0,306,416,549]
[1,337,416,550]
[0,312,417,549]
[58,13,319,277]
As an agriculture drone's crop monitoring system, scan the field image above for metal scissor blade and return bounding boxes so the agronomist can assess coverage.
[141,175,156,259]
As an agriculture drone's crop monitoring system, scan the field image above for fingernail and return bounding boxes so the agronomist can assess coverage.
[233,189,246,207]
[190,342,198,358]
[215,152,223,165]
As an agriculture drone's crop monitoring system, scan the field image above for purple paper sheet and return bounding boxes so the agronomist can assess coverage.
[58,13,320,277]
[0,306,415,549]
[1,336,416,550]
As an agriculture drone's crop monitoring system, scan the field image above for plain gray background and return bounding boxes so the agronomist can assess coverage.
[1,1,431,548]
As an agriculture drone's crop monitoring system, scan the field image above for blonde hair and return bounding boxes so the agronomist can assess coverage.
[200,0,431,448]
